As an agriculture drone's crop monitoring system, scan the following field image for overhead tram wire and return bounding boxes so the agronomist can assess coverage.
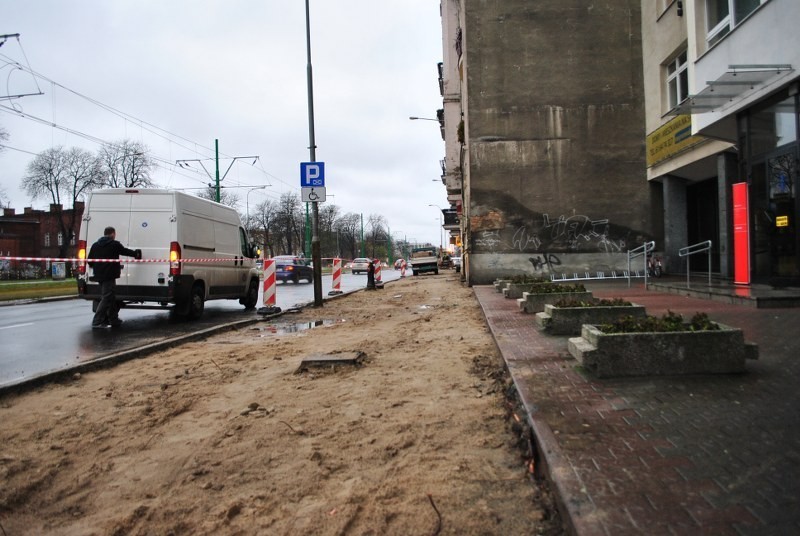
[0,56,294,193]
[0,104,203,184]
[1,56,299,186]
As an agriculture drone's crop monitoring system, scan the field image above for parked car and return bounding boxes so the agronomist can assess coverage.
[452,256,462,273]
[272,255,311,267]
[275,259,313,283]
[350,257,371,274]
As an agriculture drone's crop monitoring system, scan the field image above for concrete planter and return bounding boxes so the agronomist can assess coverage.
[535,303,646,336]
[568,322,759,378]
[493,279,513,293]
[517,291,594,314]
[502,282,552,299]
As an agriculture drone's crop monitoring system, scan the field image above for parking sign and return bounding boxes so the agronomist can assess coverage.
[300,162,325,187]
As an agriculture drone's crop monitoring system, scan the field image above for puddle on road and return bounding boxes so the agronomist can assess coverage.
[252,319,346,335]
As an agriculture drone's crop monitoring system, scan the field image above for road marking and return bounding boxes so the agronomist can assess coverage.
[0,323,34,331]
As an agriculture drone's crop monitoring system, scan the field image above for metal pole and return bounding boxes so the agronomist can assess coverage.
[214,139,220,203]
[305,0,322,307]
[305,203,311,258]
[360,213,365,257]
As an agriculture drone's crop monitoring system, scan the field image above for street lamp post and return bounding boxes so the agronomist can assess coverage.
[305,0,323,307]
[245,185,268,222]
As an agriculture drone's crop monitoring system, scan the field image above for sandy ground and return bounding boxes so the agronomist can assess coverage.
[0,273,563,535]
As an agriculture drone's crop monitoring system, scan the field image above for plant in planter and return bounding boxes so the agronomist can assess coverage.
[502,276,554,299]
[535,298,646,336]
[517,283,593,314]
[568,311,758,378]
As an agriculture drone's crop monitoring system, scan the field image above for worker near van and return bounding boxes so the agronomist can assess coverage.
[88,226,141,329]
[366,259,376,290]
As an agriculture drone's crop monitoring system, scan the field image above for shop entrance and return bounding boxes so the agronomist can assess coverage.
[751,147,799,285]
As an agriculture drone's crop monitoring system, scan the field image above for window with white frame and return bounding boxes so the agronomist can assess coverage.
[57,232,63,246]
[44,232,50,247]
[667,50,689,110]
[706,0,768,47]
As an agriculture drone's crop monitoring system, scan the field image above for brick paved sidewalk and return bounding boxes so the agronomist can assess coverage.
[475,282,800,536]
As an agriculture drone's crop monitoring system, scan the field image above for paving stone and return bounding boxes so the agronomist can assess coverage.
[474,282,800,535]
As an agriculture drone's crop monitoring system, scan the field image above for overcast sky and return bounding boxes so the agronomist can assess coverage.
[1,1,447,247]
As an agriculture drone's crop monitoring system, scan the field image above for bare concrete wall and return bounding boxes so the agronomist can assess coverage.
[464,0,653,284]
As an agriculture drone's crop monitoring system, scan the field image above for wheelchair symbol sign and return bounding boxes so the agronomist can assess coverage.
[300,162,325,187]
[301,187,326,203]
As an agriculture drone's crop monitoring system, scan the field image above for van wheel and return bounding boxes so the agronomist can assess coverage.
[187,284,205,320]
[241,279,259,309]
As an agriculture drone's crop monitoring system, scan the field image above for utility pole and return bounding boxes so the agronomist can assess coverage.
[305,0,323,307]
[215,139,220,202]
[176,141,259,204]
[360,213,365,257]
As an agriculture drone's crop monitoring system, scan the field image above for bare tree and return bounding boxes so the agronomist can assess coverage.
[22,146,103,259]
[0,123,8,152]
[197,186,241,209]
[335,212,361,259]
[98,139,156,188]
[250,198,279,257]
[366,213,388,258]
[319,204,341,257]
[274,192,302,255]
[22,147,69,206]
[0,126,8,207]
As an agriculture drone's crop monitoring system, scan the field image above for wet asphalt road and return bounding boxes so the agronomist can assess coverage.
[0,271,402,388]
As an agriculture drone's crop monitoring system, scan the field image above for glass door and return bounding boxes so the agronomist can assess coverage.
[751,148,799,284]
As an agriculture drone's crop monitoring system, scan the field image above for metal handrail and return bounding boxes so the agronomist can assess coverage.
[678,240,712,288]
[627,241,655,288]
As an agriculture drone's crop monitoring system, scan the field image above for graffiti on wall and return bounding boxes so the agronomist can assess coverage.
[528,253,561,272]
[473,213,629,254]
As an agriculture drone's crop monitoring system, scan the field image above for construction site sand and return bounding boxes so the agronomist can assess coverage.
[1,273,562,535]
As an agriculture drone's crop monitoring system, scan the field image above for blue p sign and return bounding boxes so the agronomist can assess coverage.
[300,162,325,187]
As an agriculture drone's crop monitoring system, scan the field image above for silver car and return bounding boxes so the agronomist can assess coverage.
[350,257,371,274]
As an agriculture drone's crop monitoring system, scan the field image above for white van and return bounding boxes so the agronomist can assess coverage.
[77,189,260,319]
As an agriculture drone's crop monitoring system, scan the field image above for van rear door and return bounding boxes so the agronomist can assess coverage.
[125,192,175,296]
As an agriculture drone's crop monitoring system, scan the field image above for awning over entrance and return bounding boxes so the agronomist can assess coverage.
[669,64,793,115]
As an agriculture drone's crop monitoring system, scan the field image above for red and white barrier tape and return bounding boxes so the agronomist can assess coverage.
[0,256,250,264]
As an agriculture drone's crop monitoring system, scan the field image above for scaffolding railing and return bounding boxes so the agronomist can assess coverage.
[627,241,655,288]
[679,240,712,288]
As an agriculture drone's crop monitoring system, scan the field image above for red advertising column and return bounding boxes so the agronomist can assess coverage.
[732,182,750,285]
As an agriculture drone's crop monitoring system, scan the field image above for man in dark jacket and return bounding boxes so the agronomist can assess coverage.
[88,226,141,329]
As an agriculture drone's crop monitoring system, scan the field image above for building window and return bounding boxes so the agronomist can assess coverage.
[667,51,689,109]
[706,0,767,47]
[44,232,50,247]
[70,234,76,246]
[57,232,63,246]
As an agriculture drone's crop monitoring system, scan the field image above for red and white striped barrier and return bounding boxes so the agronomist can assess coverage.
[400,260,407,278]
[262,259,277,307]
[374,260,382,283]
[328,258,343,295]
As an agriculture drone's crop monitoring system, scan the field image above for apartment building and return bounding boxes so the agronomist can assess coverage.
[643,0,799,285]
[439,0,658,285]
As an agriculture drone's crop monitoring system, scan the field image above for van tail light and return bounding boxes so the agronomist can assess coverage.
[170,241,181,276]
[77,240,87,274]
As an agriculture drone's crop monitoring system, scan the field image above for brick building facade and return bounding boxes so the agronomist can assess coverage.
[0,203,85,275]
